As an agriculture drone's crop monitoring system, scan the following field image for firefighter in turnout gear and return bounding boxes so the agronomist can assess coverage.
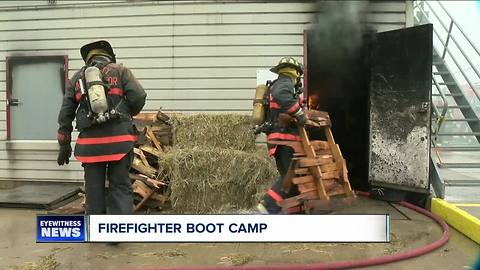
[258,57,307,214]
[57,40,147,214]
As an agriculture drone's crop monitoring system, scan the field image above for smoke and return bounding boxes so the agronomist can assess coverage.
[308,1,374,96]
[311,1,368,55]
[306,1,376,190]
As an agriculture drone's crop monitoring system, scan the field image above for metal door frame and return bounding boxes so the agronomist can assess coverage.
[5,55,68,140]
[303,29,309,102]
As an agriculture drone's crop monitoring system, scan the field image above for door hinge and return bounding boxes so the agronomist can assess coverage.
[419,102,429,113]
[7,98,21,106]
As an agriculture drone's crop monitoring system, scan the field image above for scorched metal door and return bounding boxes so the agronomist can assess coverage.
[368,24,432,193]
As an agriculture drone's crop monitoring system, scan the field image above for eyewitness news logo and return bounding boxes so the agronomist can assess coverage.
[36,215,86,242]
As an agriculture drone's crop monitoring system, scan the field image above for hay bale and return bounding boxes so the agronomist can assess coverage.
[163,147,276,213]
[170,114,256,152]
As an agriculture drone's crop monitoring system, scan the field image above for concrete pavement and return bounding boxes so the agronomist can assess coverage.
[0,196,478,270]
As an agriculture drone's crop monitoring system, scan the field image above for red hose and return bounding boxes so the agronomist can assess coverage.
[137,191,450,270]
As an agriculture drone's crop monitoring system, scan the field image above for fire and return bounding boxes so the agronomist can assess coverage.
[308,94,320,110]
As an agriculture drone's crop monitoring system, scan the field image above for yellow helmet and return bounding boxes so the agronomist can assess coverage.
[270,57,303,75]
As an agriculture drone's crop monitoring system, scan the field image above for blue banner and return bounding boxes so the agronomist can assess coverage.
[36,215,86,242]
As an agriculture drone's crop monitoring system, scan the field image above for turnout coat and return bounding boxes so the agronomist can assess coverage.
[57,62,147,163]
[266,74,305,156]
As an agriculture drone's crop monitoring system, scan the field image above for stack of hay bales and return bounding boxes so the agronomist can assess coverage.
[163,114,276,213]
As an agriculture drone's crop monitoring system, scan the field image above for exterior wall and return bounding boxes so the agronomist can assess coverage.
[0,0,410,184]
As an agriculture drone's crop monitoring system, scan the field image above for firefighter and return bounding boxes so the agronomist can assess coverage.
[258,57,308,214]
[56,40,147,215]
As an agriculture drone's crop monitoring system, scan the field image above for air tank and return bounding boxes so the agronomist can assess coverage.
[252,84,268,125]
[85,66,108,114]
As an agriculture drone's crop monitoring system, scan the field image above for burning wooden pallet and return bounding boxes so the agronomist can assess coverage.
[278,111,355,213]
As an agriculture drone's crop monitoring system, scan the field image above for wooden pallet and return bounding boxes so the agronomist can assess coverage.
[276,115,355,213]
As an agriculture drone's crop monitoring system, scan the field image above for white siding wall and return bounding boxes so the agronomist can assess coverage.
[0,0,410,183]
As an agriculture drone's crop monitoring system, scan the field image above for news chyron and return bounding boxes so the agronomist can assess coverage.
[36,214,389,243]
[37,215,86,242]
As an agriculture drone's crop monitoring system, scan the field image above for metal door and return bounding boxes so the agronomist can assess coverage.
[8,57,65,140]
[369,24,433,193]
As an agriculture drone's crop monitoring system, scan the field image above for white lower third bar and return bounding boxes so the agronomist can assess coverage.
[88,214,389,242]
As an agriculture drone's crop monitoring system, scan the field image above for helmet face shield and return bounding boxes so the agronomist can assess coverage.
[80,40,116,64]
[88,55,112,67]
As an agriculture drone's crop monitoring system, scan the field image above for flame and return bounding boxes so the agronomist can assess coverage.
[308,94,320,110]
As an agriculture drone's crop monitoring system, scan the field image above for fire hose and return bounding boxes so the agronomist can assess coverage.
[152,191,449,270]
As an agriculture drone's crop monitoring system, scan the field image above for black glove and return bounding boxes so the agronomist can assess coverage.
[57,144,72,166]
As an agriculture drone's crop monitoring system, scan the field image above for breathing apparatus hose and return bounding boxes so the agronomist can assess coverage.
[153,191,449,270]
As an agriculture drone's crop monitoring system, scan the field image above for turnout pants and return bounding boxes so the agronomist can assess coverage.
[262,145,296,213]
[83,152,133,215]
